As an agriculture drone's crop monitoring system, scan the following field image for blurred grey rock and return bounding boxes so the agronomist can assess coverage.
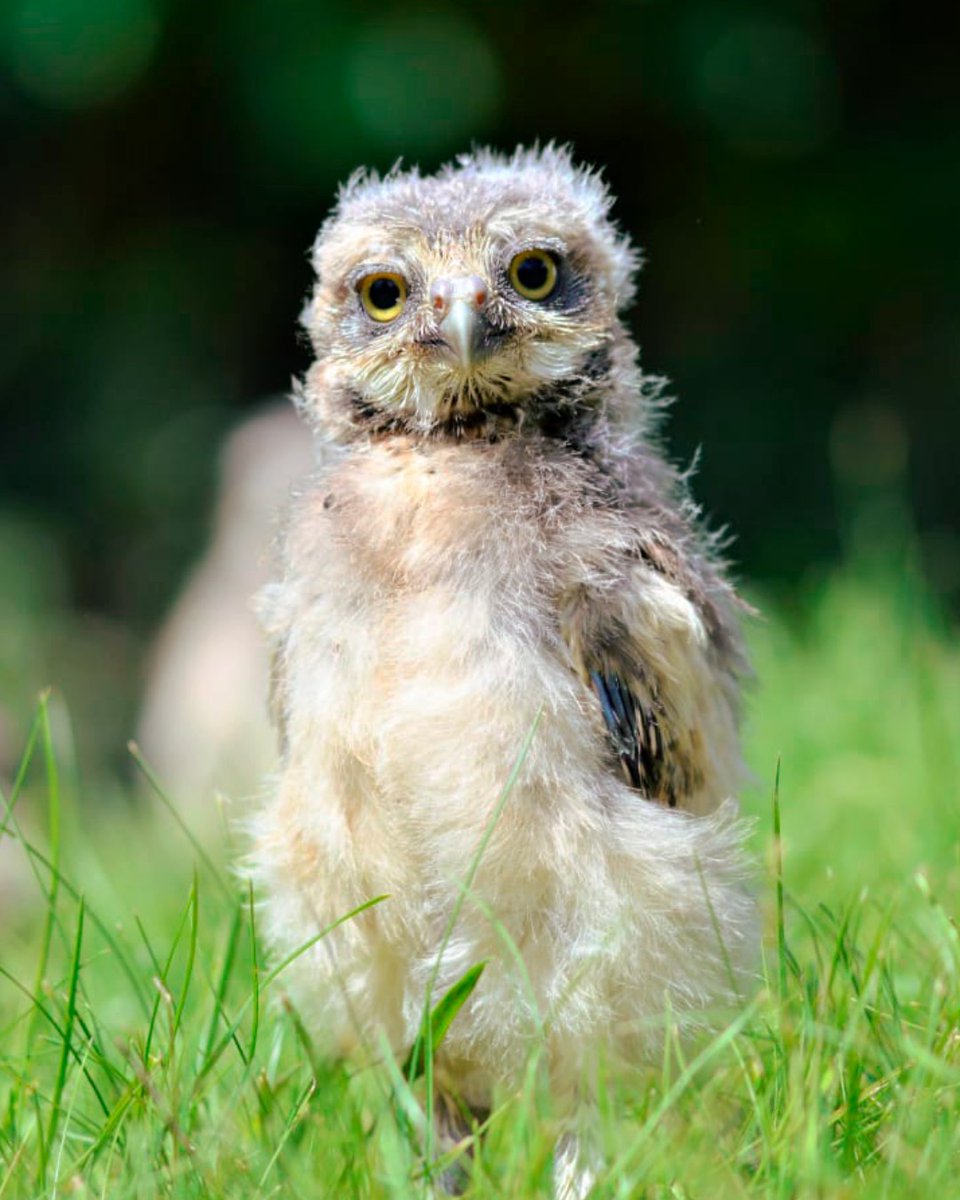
[136,401,313,811]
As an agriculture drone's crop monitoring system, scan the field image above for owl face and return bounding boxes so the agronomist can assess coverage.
[304,147,639,434]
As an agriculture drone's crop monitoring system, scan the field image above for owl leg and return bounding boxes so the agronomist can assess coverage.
[431,1088,488,1195]
[554,1128,600,1200]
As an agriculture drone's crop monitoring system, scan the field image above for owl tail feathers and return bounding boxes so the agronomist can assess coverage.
[606,797,760,1036]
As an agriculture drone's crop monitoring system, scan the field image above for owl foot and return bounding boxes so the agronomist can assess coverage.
[554,1131,598,1200]
[430,1089,488,1195]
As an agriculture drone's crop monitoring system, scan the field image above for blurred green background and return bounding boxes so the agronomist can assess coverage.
[1,0,958,781]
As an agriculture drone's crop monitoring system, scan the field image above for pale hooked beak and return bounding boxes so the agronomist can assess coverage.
[430,274,488,369]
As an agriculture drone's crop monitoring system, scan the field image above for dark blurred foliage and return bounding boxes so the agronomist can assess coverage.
[2,0,958,636]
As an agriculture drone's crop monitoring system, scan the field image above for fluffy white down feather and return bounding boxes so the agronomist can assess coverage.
[251,438,757,1110]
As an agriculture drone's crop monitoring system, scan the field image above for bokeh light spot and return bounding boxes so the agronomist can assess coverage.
[346,11,502,154]
[224,4,360,186]
[692,18,839,157]
[4,0,159,109]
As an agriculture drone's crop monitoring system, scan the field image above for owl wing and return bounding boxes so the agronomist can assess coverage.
[560,526,746,810]
[560,589,680,807]
[588,667,674,805]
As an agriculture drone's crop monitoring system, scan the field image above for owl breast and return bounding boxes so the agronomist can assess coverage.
[288,440,611,870]
[255,436,753,1081]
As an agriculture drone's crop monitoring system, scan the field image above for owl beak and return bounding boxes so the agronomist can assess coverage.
[431,275,488,369]
[441,298,481,368]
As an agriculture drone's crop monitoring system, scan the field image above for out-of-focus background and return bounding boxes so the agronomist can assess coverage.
[1,2,957,814]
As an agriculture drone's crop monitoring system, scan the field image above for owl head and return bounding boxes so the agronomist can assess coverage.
[301,145,642,439]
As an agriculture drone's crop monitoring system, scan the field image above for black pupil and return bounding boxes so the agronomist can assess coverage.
[517,255,550,292]
[368,277,400,310]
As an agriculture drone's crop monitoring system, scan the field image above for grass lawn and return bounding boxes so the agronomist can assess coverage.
[1,559,958,1197]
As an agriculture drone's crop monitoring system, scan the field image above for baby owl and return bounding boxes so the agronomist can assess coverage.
[253,146,756,1194]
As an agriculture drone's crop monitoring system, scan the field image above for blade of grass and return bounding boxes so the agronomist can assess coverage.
[41,898,83,1188]
[376,1028,426,1148]
[200,895,246,1069]
[10,832,150,1016]
[772,757,788,1005]
[50,1033,93,1194]
[171,870,200,1040]
[601,1001,758,1188]
[0,698,43,839]
[457,886,545,1041]
[0,1142,27,1198]
[247,881,260,1062]
[256,1078,315,1189]
[26,698,62,1064]
[67,1087,137,1175]
[128,742,233,902]
[0,964,109,1120]
[695,851,742,1001]
[133,915,164,981]
[260,894,391,993]
[143,875,197,1065]
[192,893,389,1088]
[402,962,486,1082]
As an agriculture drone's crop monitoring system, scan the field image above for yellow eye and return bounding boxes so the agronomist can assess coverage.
[508,249,558,301]
[359,272,407,322]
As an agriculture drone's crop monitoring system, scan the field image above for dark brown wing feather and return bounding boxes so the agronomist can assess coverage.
[588,669,676,806]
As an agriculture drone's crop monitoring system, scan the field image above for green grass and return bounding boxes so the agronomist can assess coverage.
[1,561,959,1198]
